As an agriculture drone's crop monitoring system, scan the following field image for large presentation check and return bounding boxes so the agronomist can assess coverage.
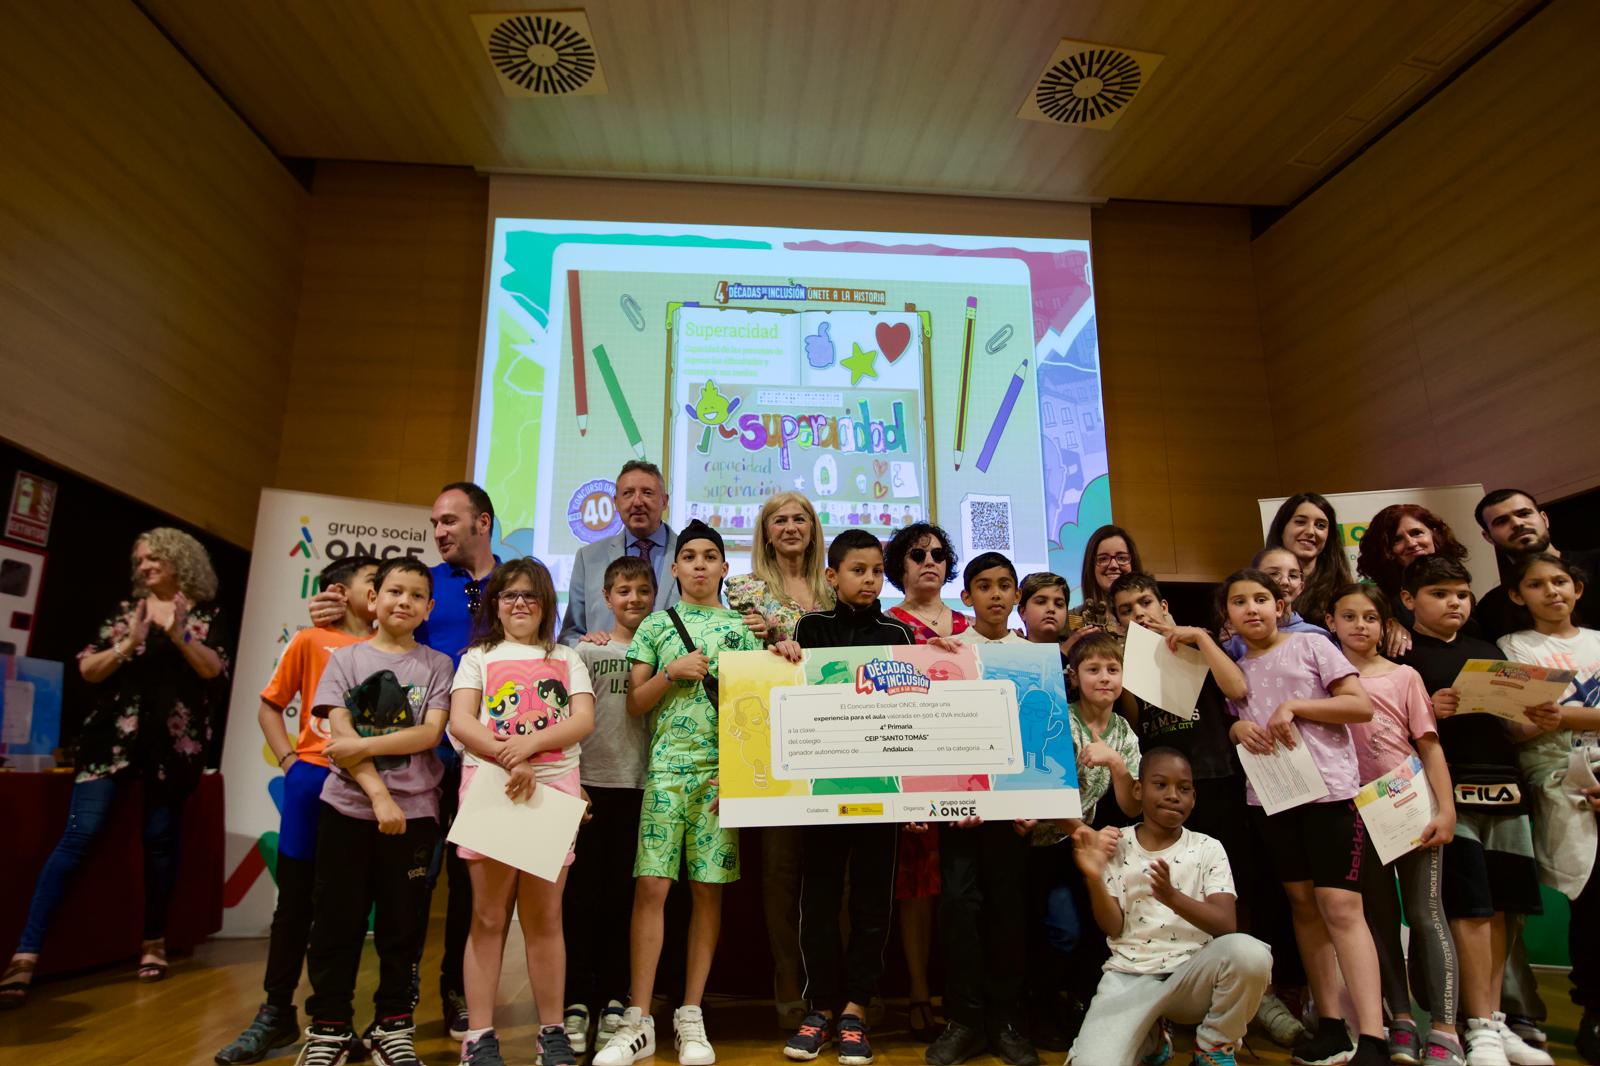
[717,642,1081,827]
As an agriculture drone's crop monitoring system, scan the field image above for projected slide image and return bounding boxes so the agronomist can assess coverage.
[475,221,1107,603]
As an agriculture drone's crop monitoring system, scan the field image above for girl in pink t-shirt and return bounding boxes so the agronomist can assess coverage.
[1328,583,1462,1065]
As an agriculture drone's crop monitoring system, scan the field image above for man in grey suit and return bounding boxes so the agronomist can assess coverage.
[559,459,680,645]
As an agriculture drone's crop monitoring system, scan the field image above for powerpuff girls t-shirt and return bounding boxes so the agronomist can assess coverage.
[453,641,593,782]
[312,642,454,821]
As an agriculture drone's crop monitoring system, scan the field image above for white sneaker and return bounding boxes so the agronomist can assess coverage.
[1465,1018,1509,1066]
[1253,992,1309,1048]
[601,1000,628,1039]
[594,1007,655,1066]
[565,1003,590,1055]
[673,1005,715,1066]
[1491,1013,1553,1066]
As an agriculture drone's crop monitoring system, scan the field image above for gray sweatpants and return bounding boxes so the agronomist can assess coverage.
[1066,934,1272,1065]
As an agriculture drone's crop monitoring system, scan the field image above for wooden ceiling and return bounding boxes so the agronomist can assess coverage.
[142,0,1538,205]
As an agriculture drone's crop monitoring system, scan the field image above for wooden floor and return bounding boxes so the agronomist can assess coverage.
[0,909,1589,1066]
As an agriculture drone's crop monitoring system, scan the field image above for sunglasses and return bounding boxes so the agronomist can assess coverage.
[464,580,483,614]
[908,547,949,564]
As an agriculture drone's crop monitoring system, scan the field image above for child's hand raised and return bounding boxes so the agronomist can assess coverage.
[1522,702,1563,734]
[1229,719,1273,756]
[666,650,711,682]
[373,795,405,835]
[1078,723,1125,771]
[1071,824,1118,877]
[1431,688,1461,719]
[1267,704,1299,749]
[1163,625,1207,651]
[495,734,544,768]
[769,640,804,663]
[505,762,537,802]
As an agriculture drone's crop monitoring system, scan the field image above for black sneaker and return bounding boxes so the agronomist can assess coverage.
[1292,1018,1354,1066]
[462,1029,506,1066]
[217,1003,300,1064]
[990,1022,1040,1066]
[837,1014,873,1065]
[926,1021,987,1066]
[785,1012,832,1061]
[445,991,470,1041]
[1578,1009,1600,1066]
[369,1015,421,1066]
[540,1024,580,1066]
[295,1024,355,1066]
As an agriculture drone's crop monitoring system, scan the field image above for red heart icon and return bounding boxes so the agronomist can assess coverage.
[876,322,911,363]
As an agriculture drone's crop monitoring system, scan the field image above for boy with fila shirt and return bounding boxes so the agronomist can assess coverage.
[215,556,379,1066]
[297,556,455,1066]
[771,529,917,1066]
[1398,556,1559,1066]
[565,556,657,1052]
[957,553,1028,646]
[1066,748,1271,1066]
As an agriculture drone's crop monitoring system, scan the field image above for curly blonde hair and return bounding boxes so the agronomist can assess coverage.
[133,527,219,602]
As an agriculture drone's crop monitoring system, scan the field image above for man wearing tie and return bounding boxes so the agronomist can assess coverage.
[560,460,680,645]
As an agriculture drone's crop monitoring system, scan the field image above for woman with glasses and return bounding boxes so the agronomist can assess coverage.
[1073,525,1144,638]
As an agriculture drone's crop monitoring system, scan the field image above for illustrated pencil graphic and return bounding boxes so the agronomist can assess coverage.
[568,271,588,435]
[953,296,977,470]
[975,359,1027,473]
[592,343,645,459]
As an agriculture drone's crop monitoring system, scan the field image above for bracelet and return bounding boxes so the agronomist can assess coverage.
[113,643,133,663]
[277,751,294,767]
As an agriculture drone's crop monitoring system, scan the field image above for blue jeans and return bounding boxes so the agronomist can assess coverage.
[16,775,185,954]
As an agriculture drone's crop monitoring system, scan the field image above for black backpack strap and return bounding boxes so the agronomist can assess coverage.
[666,605,699,657]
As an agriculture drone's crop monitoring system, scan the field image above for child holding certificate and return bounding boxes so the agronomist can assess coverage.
[1495,554,1600,1062]
[1221,568,1388,1066]
[1326,583,1462,1065]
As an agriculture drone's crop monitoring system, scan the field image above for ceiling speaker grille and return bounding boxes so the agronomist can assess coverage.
[471,10,607,97]
[1018,39,1164,129]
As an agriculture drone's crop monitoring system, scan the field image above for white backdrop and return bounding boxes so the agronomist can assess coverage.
[1257,484,1495,596]
[219,489,437,936]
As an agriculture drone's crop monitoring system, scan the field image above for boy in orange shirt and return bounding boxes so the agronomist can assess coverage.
[215,555,378,1065]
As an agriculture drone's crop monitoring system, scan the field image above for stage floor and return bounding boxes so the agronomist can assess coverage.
[1,904,1589,1066]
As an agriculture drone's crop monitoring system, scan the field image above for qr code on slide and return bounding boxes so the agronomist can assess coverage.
[963,495,1013,553]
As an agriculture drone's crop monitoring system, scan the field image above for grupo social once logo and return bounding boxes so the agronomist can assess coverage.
[928,798,979,819]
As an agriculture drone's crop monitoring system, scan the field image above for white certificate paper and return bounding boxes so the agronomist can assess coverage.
[1354,755,1439,865]
[1236,725,1329,815]
[1121,622,1208,721]
[447,762,587,882]
[1451,659,1575,722]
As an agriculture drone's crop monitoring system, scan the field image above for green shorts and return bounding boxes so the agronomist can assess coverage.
[634,769,740,884]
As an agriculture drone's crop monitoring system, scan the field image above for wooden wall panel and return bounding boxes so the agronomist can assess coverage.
[0,1,307,545]
[1091,202,1281,581]
[1254,0,1600,503]
[273,163,489,505]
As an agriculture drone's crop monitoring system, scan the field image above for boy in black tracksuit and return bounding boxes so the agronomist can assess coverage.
[776,529,915,1066]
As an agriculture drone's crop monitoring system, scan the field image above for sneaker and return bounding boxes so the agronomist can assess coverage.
[1190,1046,1237,1066]
[1502,1016,1546,1050]
[1464,1019,1508,1066]
[1423,1033,1466,1066]
[461,1030,506,1066]
[1256,994,1311,1049]
[837,1014,873,1066]
[1292,1017,1354,1065]
[1490,1013,1552,1066]
[1389,1020,1421,1065]
[445,992,470,1042]
[369,1015,421,1066]
[540,1024,580,1066]
[784,1012,832,1061]
[217,1003,301,1064]
[674,1005,716,1066]
[565,1004,591,1055]
[1579,1009,1600,1066]
[594,1006,657,1066]
[1140,1020,1172,1066]
[1350,1036,1391,1066]
[296,1024,356,1066]
[601,1000,628,1039]
[926,1022,987,1066]
[990,1022,1040,1066]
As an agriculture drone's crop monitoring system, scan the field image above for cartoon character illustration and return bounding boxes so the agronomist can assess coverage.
[486,679,521,730]
[1020,687,1066,773]
[481,659,572,760]
[342,669,422,770]
[686,380,743,455]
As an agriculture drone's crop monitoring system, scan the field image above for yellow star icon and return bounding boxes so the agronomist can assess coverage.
[840,342,879,386]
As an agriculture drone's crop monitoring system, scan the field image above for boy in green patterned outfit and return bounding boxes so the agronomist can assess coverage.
[594,520,760,1066]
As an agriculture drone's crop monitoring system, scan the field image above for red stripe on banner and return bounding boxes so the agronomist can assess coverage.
[223,839,268,907]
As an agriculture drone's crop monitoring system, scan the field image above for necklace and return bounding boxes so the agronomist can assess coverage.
[900,601,946,627]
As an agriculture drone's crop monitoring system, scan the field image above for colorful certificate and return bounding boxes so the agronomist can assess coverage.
[1354,755,1440,865]
[718,642,1080,827]
[1450,659,1576,722]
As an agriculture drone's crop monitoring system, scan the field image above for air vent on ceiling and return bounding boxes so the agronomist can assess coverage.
[1018,39,1164,129]
[471,10,607,97]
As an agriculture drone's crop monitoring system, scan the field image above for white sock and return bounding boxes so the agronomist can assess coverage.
[464,1027,493,1044]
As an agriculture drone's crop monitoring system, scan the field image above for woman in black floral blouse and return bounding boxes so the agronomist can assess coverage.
[1,528,229,1006]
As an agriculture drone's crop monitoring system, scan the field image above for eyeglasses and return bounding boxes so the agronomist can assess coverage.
[499,591,540,606]
[464,580,483,614]
[908,547,948,564]
[1094,553,1132,567]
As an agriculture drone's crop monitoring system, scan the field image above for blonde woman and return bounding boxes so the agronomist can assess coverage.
[724,491,833,1028]
[2,529,230,1007]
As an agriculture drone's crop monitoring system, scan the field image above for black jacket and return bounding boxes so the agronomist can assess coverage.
[794,598,915,649]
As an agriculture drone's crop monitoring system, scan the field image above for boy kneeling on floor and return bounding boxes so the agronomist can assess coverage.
[1066,748,1271,1066]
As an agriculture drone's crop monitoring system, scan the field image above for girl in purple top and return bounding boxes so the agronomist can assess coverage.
[1221,568,1389,1066]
